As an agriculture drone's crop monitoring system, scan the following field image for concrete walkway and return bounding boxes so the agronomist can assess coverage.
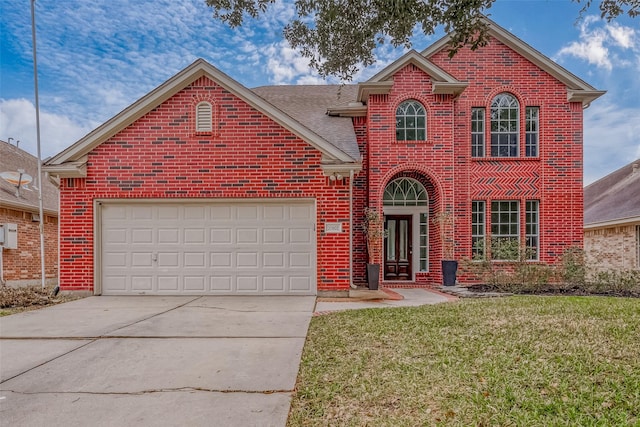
[314,287,455,314]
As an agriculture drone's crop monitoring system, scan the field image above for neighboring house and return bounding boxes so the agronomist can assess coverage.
[43,17,604,296]
[0,140,59,286]
[584,160,640,272]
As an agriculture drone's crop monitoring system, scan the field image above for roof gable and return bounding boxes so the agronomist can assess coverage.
[421,16,605,107]
[44,59,359,176]
[357,50,468,102]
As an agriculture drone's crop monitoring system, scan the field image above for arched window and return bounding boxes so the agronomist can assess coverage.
[196,101,213,132]
[396,100,426,141]
[490,93,519,157]
[383,177,428,206]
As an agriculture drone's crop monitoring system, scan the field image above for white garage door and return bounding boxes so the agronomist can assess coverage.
[99,200,316,295]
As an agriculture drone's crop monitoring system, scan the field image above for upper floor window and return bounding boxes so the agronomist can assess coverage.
[471,108,485,157]
[525,107,539,157]
[196,101,213,132]
[396,100,426,141]
[491,93,519,157]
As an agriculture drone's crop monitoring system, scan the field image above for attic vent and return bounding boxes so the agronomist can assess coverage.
[196,101,213,132]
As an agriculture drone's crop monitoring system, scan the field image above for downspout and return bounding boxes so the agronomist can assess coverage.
[349,169,357,289]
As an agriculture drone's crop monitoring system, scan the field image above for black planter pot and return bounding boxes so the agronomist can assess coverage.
[366,263,381,290]
[441,260,458,286]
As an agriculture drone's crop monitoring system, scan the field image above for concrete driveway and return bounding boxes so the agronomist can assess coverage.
[0,295,315,426]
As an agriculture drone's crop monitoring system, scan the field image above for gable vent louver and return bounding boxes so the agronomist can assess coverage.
[196,102,213,132]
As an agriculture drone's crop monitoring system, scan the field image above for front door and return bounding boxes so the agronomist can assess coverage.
[384,215,412,280]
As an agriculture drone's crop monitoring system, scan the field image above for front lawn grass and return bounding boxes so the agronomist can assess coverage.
[288,296,640,426]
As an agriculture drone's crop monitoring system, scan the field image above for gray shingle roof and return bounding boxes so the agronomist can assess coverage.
[584,159,640,226]
[0,140,58,214]
[251,85,361,160]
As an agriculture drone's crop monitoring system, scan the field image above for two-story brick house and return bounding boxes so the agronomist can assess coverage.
[44,17,603,296]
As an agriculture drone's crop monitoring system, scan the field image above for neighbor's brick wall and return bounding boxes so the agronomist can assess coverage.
[584,225,640,272]
[58,76,351,293]
[0,207,58,285]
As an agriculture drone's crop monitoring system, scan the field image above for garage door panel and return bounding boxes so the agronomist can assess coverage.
[101,201,316,295]
[158,276,179,291]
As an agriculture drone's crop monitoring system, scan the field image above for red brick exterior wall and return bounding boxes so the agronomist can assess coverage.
[58,76,351,293]
[58,35,587,292]
[0,207,58,284]
[354,36,585,286]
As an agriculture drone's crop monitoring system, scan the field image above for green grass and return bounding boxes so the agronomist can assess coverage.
[288,296,640,426]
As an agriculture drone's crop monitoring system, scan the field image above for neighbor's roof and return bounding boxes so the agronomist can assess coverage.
[43,59,360,178]
[584,159,640,227]
[0,140,58,215]
[252,84,360,160]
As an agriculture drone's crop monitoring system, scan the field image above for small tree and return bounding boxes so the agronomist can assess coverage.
[363,207,385,264]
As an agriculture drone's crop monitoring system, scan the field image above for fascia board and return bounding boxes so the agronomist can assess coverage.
[584,215,640,230]
[0,199,58,216]
[357,81,394,103]
[42,159,87,178]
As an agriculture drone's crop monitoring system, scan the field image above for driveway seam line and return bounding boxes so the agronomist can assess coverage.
[100,296,202,337]
[0,339,97,385]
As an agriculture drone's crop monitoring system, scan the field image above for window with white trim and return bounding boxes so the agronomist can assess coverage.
[525,200,539,260]
[472,201,486,259]
[526,107,539,157]
[196,101,213,132]
[490,93,519,157]
[471,108,485,157]
[396,100,426,141]
[491,201,519,259]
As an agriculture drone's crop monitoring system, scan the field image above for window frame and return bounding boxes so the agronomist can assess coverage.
[525,200,540,260]
[490,200,520,260]
[490,93,520,157]
[471,201,486,259]
[525,107,539,157]
[396,99,426,141]
[471,108,485,157]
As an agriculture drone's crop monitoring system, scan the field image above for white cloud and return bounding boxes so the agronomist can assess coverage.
[0,98,93,158]
[607,22,636,49]
[557,16,639,71]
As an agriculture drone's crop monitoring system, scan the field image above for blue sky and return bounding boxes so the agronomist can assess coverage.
[1,0,638,185]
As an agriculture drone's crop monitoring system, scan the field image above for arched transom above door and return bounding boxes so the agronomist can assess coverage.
[383,177,428,206]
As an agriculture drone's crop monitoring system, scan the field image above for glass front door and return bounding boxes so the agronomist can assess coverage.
[384,215,412,280]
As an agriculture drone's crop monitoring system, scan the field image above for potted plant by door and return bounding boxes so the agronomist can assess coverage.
[433,210,458,286]
[363,207,385,290]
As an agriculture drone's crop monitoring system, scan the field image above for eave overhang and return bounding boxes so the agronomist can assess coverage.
[356,81,395,103]
[584,215,640,230]
[42,157,87,178]
[326,102,368,117]
[567,89,607,108]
